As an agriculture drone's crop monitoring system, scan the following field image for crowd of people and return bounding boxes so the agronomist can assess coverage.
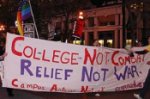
[0,33,14,97]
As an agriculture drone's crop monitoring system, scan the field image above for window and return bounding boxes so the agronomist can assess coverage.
[89,32,94,45]
[97,15,115,26]
[56,22,61,29]
[55,22,62,35]
[88,17,94,27]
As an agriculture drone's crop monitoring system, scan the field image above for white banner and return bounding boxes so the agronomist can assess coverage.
[0,61,4,78]
[2,33,150,93]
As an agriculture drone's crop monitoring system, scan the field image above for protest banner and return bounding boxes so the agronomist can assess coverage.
[2,33,150,93]
[0,61,4,79]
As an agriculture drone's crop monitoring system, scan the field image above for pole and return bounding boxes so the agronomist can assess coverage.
[28,0,39,39]
[122,0,126,48]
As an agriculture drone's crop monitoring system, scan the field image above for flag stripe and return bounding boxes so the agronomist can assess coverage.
[22,13,31,20]
[22,7,31,20]
[16,0,31,36]
[21,2,31,21]
[17,11,24,36]
[22,7,30,15]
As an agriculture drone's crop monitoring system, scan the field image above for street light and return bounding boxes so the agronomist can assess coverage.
[78,11,84,19]
[0,24,5,31]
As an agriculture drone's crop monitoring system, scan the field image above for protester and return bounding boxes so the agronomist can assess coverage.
[93,39,101,47]
[133,36,150,99]
[0,38,14,97]
[136,41,143,47]
[92,39,101,96]
[0,52,6,60]
[0,38,5,52]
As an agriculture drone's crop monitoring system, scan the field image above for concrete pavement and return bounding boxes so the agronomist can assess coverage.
[0,87,43,99]
[0,86,150,99]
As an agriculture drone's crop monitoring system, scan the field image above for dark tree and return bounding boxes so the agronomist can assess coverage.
[90,0,118,7]
[90,0,105,7]
[0,0,87,40]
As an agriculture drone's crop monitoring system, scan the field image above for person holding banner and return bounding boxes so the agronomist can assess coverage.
[0,38,7,60]
[93,39,101,47]
[92,39,101,97]
[133,36,150,99]
[0,38,14,97]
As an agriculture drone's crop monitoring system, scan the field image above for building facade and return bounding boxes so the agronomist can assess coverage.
[50,0,147,48]
[83,4,123,48]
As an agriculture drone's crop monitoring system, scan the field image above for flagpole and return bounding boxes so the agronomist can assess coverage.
[28,0,39,39]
